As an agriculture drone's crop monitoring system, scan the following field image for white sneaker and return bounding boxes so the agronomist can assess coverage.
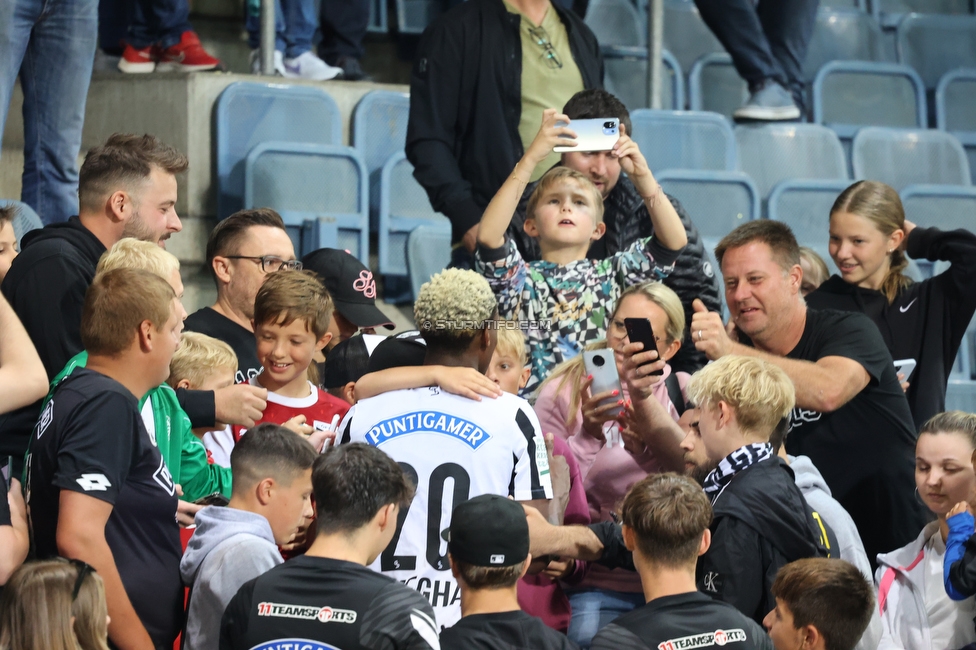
[250,49,285,76]
[283,51,343,81]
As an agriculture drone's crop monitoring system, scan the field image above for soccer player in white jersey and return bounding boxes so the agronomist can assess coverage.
[339,269,553,628]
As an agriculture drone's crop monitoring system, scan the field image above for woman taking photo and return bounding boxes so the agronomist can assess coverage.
[877,411,976,649]
[806,180,976,429]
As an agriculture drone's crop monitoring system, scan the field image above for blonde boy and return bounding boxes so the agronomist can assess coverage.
[232,271,349,451]
[474,109,688,395]
[488,323,532,395]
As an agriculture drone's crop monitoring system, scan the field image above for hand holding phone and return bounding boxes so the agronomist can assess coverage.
[583,350,623,419]
[624,318,663,376]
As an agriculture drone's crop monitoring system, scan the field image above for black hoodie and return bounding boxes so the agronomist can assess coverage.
[0,217,106,460]
[806,226,976,429]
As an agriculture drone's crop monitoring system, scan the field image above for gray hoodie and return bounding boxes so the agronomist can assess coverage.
[180,506,282,650]
[789,454,882,650]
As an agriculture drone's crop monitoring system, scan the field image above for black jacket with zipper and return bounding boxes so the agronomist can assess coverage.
[405,0,603,245]
[510,174,722,374]
[806,226,976,429]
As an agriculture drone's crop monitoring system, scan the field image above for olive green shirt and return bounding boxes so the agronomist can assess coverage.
[506,1,585,181]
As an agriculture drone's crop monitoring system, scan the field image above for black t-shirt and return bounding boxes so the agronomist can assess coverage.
[26,368,183,649]
[0,471,9,527]
[778,308,928,563]
[591,592,772,650]
[220,555,441,650]
[184,307,262,384]
[440,611,579,650]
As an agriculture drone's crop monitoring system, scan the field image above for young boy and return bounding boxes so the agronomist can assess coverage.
[764,559,874,650]
[441,494,578,649]
[474,109,688,394]
[181,423,316,650]
[168,332,240,467]
[231,270,349,451]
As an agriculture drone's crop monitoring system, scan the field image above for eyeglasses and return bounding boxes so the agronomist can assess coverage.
[68,559,96,601]
[527,25,563,69]
[224,255,303,272]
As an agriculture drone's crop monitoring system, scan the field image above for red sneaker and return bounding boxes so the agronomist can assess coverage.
[117,44,156,73]
[157,31,220,72]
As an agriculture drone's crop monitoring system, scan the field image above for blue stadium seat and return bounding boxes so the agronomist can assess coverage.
[822,0,867,9]
[661,0,725,75]
[803,9,887,80]
[896,13,976,89]
[243,143,369,261]
[0,199,42,248]
[396,0,442,34]
[734,124,849,202]
[813,61,926,162]
[352,90,410,226]
[586,0,644,46]
[874,0,973,29]
[951,336,972,381]
[368,0,389,33]
[851,127,971,191]
[936,69,976,184]
[946,379,976,412]
[378,152,452,300]
[900,184,976,232]
[766,179,852,273]
[603,47,683,110]
[688,53,748,121]
[215,82,342,220]
[630,109,736,172]
[655,170,760,241]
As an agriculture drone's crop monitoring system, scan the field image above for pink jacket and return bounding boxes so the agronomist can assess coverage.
[533,365,689,593]
[517,434,590,632]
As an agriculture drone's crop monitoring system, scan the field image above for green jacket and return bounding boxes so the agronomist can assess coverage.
[40,351,232,501]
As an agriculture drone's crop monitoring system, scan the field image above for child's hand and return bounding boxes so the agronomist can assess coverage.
[308,428,337,453]
[580,375,622,441]
[949,501,974,519]
[525,108,577,165]
[543,557,576,581]
[436,367,503,400]
[282,414,314,437]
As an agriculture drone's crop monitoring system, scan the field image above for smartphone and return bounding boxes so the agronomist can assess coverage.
[194,492,230,507]
[624,317,663,376]
[583,350,623,418]
[893,358,917,383]
[553,117,620,153]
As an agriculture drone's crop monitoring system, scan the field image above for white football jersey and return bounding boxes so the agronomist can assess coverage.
[339,386,553,628]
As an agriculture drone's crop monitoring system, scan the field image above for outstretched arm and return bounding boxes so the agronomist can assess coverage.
[0,292,48,413]
[477,109,577,249]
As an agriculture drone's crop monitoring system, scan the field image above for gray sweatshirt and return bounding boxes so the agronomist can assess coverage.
[180,506,282,650]
[789,454,882,650]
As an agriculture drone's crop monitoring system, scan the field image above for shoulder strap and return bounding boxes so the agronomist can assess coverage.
[665,372,685,417]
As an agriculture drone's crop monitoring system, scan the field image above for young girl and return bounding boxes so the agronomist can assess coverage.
[532,281,689,648]
[807,180,976,429]
[0,559,110,650]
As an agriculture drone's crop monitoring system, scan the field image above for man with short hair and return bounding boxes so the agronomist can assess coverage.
[690,219,927,564]
[764,559,874,650]
[441,494,578,649]
[509,88,721,373]
[220,442,440,650]
[590,473,771,650]
[339,268,553,627]
[27,267,185,650]
[184,208,300,383]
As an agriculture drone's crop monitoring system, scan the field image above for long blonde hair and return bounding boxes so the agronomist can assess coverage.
[538,282,684,426]
[0,560,110,650]
[830,180,913,304]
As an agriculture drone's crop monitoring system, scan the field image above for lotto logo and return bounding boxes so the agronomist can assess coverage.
[76,474,111,492]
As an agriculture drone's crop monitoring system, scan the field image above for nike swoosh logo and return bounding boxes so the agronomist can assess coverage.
[900,298,918,313]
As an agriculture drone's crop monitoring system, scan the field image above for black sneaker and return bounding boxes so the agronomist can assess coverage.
[336,56,373,82]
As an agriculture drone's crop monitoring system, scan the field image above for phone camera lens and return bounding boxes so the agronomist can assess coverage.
[604,121,615,129]
[592,354,605,367]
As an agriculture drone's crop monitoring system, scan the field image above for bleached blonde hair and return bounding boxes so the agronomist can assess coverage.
[687,355,795,436]
[167,331,238,389]
[414,269,498,347]
[96,238,180,279]
[495,322,527,365]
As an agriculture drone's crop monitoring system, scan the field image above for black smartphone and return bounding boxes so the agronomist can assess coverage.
[194,492,230,507]
[624,317,663,376]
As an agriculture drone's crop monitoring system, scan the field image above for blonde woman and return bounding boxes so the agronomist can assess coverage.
[0,559,110,650]
[807,180,976,428]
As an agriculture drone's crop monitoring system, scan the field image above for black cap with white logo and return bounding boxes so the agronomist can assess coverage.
[445,494,529,568]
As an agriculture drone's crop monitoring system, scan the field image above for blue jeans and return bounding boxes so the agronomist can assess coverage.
[127,0,192,49]
[694,0,819,108]
[567,588,645,649]
[246,0,317,59]
[0,0,97,224]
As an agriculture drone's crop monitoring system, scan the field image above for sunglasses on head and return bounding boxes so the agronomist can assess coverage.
[67,558,96,602]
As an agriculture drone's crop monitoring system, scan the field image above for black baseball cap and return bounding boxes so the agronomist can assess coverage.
[366,330,428,373]
[445,495,529,567]
[322,334,386,389]
[302,248,395,330]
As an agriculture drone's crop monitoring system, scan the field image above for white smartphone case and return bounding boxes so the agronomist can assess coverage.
[554,117,620,152]
[583,350,623,418]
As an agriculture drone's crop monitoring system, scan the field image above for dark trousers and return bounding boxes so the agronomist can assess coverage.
[318,0,370,62]
[126,0,192,48]
[694,0,819,106]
